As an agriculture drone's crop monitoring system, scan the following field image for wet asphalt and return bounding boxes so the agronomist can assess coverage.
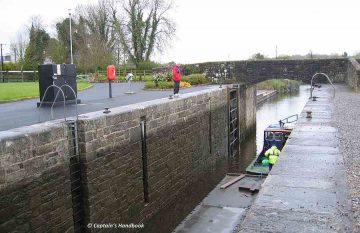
[0,82,216,132]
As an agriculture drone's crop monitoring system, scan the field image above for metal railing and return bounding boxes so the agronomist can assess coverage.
[38,84,79,122]
[279,114,298,127]
[38,85,67,122]
[309,73,335,99]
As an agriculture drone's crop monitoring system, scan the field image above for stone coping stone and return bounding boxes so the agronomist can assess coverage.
[0,119,67,141]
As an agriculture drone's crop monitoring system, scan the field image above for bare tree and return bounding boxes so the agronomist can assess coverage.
[72,0,117,71]
[10,42,18,62]
[49,0,176,71]
[112,0,176,65]
[10,29,28,66]
[77,0,117,50]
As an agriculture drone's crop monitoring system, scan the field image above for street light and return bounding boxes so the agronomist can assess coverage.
[69,9,73,64]
[0,43,5,82]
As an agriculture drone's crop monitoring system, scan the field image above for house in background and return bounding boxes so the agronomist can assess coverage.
[0,54,12,62]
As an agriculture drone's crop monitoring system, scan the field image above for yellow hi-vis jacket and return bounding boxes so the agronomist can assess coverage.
[269,154,279,165]
[264,146,280,157]
[265,146,280,165]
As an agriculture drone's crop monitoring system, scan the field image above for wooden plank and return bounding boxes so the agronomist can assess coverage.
[227,173,267,178]
[220,174,246,189]
[226,172,242,176]
[238,185,260,194]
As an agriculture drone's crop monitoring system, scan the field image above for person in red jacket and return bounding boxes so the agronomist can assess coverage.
[172,63,182,96]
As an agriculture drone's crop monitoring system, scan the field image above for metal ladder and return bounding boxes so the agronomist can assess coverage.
[228,86,239,158]
[38,83,84,231]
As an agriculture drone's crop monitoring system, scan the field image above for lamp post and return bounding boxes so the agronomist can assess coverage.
[0,43,4,82]
[69,9,73,64]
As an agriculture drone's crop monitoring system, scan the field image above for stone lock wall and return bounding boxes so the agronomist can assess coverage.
[237,84,256,141]
[0,122,74,232]
[347,58,360,91]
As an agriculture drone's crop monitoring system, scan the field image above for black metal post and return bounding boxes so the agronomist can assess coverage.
[0,43,4,82]
[109,80,112,98]
[140,116,149,203]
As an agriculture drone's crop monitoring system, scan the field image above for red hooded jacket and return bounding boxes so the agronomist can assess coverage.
[172,64,181,82]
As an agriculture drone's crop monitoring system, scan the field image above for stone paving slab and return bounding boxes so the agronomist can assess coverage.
[292,125,337,133]
[174,176,266,233]
[299,112,332,119]
[254,185,338,212]
[175,205,246,233]
[261,175,334,190]
[301,104,334,112]
[270,157,341,179]
[286,131,339,146]
[281,144,339,155]
[239,207,343,233]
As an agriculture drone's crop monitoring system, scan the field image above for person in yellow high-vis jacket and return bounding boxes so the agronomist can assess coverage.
[264,145,280,170]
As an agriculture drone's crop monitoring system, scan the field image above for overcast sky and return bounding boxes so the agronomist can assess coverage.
[0,0,359,64]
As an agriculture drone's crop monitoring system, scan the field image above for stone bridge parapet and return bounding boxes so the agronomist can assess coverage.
[187,58,354,86]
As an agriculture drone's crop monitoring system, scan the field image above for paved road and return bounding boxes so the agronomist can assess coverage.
[0,82,218,132]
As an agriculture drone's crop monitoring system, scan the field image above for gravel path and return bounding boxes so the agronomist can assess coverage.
[333,84,360,232]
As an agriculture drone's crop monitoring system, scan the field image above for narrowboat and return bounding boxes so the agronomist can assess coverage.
[245,114,298,175]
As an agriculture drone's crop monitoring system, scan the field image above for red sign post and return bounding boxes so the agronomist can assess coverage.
[106,65,116,98]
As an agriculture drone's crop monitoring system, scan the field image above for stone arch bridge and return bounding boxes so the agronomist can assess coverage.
[187,57,360,89]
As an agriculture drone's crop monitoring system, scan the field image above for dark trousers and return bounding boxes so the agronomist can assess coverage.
[269,164,273,171]
[174,81,180,94]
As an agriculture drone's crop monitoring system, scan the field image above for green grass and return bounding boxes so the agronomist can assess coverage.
[144,81,174,89]
[93,74,153,82]
[256,79,301,93]
[182,74,209,85]
[144,74,210,90]
[0,81,92,101]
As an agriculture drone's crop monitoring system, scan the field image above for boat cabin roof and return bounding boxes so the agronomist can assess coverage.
[265,123,293,133]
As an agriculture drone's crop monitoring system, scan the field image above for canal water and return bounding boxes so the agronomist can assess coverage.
[229,85,310,173]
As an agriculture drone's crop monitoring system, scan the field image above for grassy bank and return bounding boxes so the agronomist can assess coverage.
[144,74,210,90]
[256,79,301,93]
[0,81,91,102]
[144,81,192,89]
